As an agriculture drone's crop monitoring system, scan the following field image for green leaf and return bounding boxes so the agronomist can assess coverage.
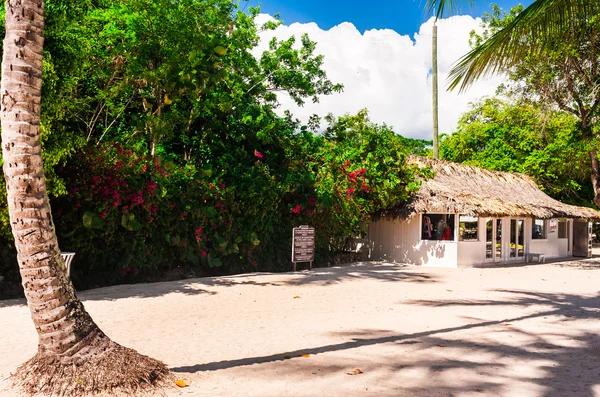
[209,257,222,267]
[214,46,227,56]
[202,166,213,177]
[206,207,217,218]
[83,211,104,230]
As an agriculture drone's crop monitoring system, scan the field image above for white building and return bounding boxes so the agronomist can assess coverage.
[363,156,599,267]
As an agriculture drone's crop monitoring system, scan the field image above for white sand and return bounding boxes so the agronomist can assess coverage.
[1,259,599,397]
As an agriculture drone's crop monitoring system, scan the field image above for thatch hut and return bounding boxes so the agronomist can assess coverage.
[364,156,599,267]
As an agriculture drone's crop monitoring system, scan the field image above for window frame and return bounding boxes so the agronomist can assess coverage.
[557,219,569,239]
[421,214,456,242]
[531,218,548,240]
[458,215,479,242]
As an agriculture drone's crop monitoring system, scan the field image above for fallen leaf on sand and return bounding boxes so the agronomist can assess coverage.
[299,354,310,358]
[175,379,188,388]
[346,368,363,375]
[446,290,453,292]
[502,323,512,326]
[436,344,447,348]
[283,355,292,359]
[294,296,301,299]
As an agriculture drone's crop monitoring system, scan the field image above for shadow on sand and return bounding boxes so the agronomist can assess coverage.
[0,262,439,308]
[171,289,600,397]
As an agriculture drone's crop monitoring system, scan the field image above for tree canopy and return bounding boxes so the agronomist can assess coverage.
[425,0,600,91]
[440,97,593,206]
[0,0,425,289]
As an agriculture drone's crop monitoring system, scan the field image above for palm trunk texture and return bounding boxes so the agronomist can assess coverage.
[1,0,169,394]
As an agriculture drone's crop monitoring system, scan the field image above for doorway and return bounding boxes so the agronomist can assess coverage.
[485,218,504,262]
[509,219,525,260]
[573,220,592,257]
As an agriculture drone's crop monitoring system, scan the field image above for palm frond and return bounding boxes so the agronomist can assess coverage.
[424,0,478,19]
[448,0,600,91]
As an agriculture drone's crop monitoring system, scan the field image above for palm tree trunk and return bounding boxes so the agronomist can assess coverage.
[1,0,169,394]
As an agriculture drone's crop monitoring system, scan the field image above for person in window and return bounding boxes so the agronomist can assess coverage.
[533,224,541,239]
[423,216,433,239]
[442,225,452,240]
[436,218,445,240]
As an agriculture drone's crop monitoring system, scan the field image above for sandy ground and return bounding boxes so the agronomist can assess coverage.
[1,258,599,397]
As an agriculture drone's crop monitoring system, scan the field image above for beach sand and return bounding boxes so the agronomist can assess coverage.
[1,259,599,396]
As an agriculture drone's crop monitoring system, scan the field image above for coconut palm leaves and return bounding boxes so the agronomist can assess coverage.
[424,0,600,91]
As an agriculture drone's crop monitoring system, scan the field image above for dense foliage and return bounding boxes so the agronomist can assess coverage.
[0,0,423,288]
[468,4,600,205]
[440,97,593,205]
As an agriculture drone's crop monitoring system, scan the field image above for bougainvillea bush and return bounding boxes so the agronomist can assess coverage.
[0,0,425,289]
[42,110,422,288]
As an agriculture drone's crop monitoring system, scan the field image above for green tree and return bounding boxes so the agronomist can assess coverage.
[71,0,341,158]
[0,0,169,395]
[425,0,599,90]
[309,110,423,250]
[440,97,592,204]
[426,0,600,206]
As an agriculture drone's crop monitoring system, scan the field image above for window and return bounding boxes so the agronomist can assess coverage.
[459,215,479,241]
[422,214,455,241]
[532,219,547,239]
[558,219,569,239]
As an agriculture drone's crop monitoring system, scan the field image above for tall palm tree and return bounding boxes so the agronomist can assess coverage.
[425,0,598,90]
[426,0,600,206]
[1,0,170,394]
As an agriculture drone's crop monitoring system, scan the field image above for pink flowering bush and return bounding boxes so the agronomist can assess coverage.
[53,143,266,286]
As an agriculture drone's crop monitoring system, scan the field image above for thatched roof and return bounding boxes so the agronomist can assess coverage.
[387,156,599,219]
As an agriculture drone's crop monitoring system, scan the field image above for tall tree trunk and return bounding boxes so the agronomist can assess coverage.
[1,0,169,394]
[590,150,600,207]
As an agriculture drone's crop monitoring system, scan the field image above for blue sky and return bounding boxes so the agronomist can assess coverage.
[248,0,533,35]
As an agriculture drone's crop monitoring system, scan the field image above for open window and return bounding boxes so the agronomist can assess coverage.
[459,215,478,241]
[532,219,547,240]
[558,219,569,239]
[422,214,455,241]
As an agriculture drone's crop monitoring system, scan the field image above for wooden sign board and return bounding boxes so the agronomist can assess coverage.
[292,225,315,271]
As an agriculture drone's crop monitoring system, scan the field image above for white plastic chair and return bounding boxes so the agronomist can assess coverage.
[61,252,76,276]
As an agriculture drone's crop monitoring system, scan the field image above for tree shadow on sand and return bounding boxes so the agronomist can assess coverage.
[171,289,600,397]
[0,262,439,308]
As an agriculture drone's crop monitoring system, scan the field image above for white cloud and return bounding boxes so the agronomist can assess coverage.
[254,14,504,139]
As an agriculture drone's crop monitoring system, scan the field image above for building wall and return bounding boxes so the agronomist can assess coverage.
[365,215,575,268]
[527,218,571,259]
[456,216,487,267]
[366,215,458,267]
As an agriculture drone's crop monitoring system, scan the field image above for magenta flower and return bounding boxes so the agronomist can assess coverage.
[254,150,264,159]
[292,204,302,214]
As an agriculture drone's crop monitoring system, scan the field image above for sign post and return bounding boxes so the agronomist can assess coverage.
[292,225,315,271]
